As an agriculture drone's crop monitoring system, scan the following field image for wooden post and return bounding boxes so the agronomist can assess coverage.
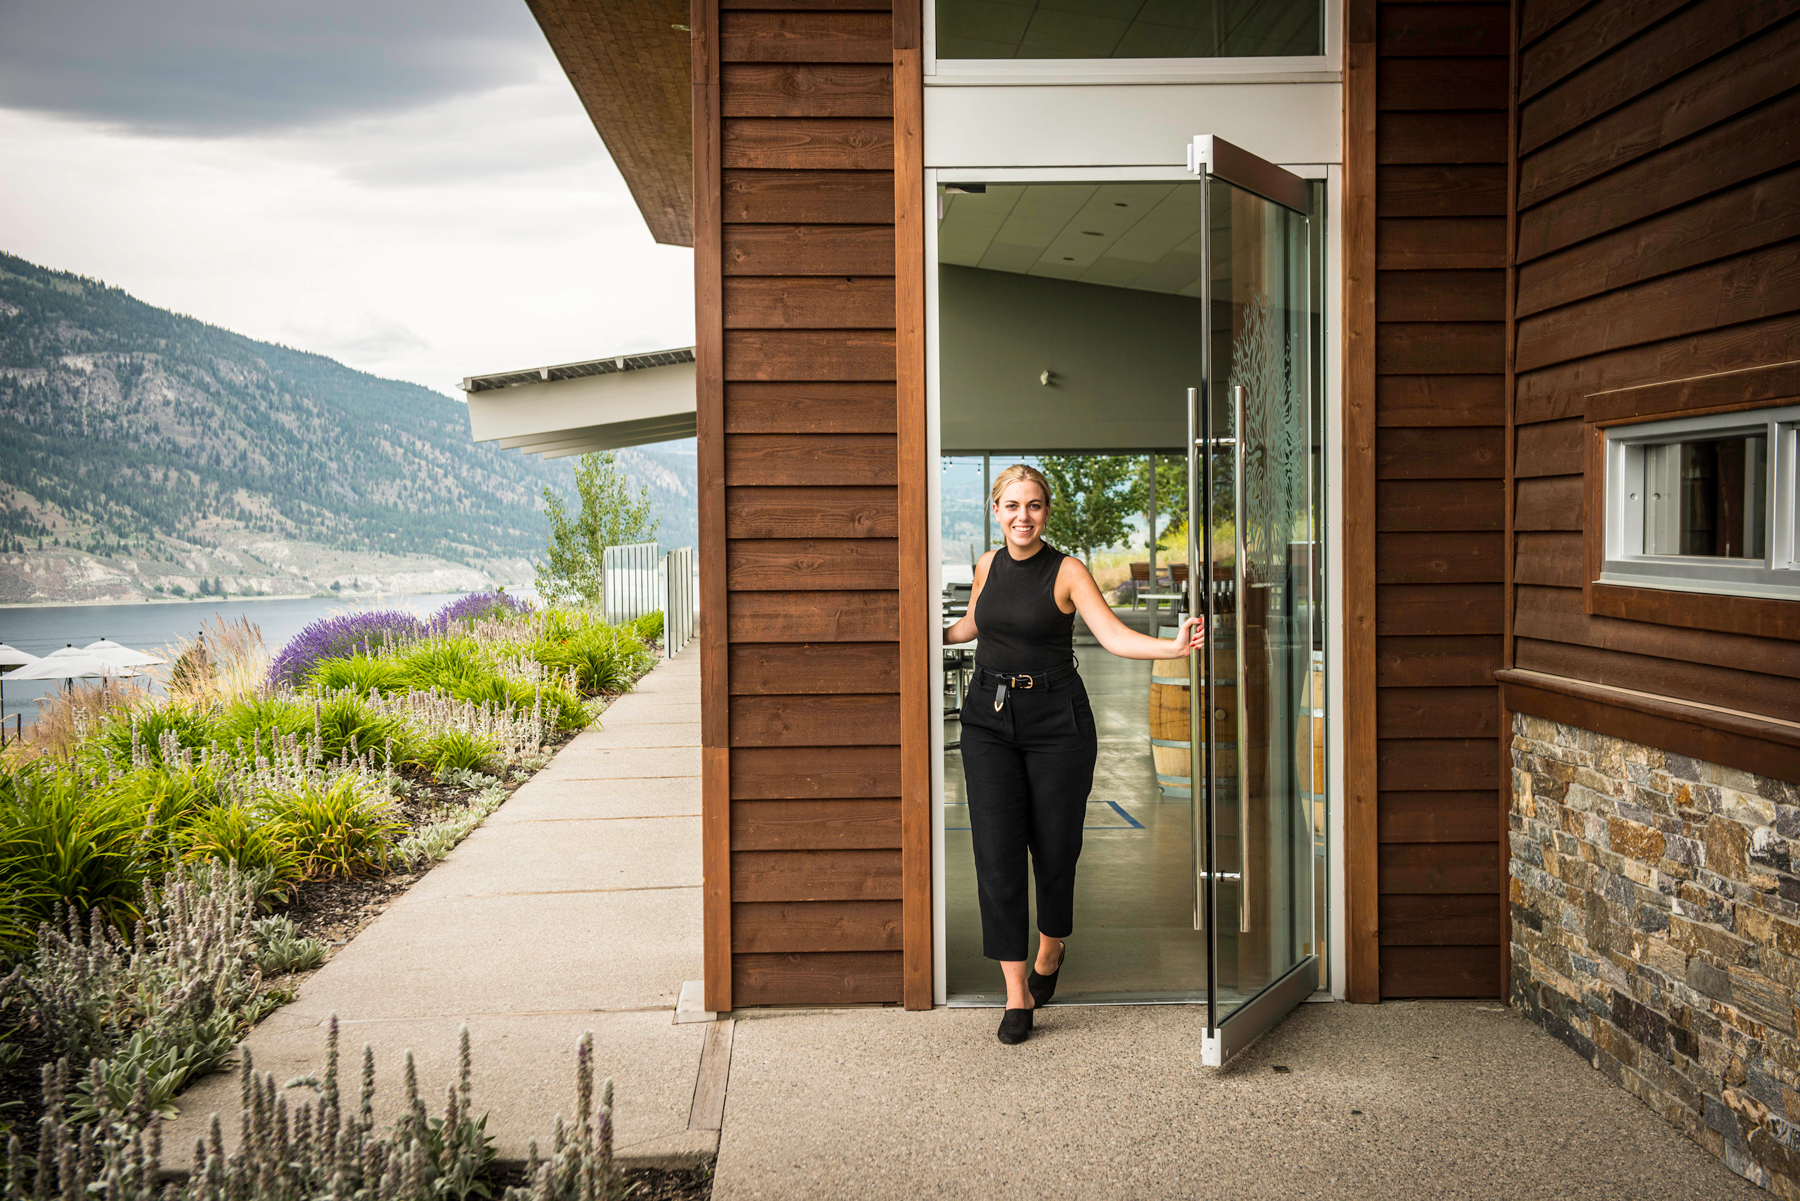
[1343,0,1381,1005]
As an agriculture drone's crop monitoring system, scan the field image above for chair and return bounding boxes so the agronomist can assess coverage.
[1128,561,1150,609]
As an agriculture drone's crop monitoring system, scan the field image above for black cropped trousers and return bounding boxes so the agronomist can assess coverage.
[959,671,1098,962]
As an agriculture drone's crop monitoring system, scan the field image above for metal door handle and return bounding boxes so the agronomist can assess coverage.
[1233,383,1249,934]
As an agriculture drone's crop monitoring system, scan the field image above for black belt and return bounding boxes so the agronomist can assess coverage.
[974,660,1078,712]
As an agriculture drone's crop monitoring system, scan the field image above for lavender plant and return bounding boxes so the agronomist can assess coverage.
[267,612,423,690]
[427,591,530,634]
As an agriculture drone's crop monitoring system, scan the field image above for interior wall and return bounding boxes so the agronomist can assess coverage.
[939,264,1196,451]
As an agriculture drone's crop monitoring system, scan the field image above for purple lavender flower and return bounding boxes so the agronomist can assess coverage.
[268,610,423,688]
[426,590,531,633]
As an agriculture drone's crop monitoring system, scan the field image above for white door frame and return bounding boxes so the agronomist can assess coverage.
[926,162,1346,1007]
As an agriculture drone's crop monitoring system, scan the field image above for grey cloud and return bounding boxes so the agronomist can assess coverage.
[0,0,548,135]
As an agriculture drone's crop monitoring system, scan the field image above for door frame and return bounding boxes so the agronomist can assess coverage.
[924,163,1347,1007]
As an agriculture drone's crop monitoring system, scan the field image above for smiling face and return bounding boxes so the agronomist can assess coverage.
[992,478,1049,552]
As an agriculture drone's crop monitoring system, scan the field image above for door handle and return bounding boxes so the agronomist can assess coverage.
[1233,383,1250,935]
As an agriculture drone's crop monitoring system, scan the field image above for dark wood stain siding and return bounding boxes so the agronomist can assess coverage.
[1505,3,1800,726]
[703,0,903,1007]
[1372,0,1511,998]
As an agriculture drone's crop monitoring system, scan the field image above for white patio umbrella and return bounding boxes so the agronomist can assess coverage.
[82,639,167,670]
[0,644,38,741]
[2,646,140,682]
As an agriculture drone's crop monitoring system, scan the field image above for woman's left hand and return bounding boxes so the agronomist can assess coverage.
[1164,615,1205,658]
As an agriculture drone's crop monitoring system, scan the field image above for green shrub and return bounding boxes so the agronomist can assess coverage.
[532,682,593,734]
[413,730,502,779]
[309,653,411,696]
[0,765,149,934]
[632,610,665,643]
[532,623,648,695]
[396,637,488,691]
[253,915,327,975]
[314,693,416,765]
[449,673,536,712]
[261,776,402,879]
[181,804,301,889]
[104,764,233,873]
[92,701,220,767]
[217,694,312,750]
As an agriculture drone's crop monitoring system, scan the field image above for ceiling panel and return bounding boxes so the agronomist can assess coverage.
[938,180,1207,296]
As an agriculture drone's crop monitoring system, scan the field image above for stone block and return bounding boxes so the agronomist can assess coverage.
[1731,968,1799,1037]
[1610,817,1666,863]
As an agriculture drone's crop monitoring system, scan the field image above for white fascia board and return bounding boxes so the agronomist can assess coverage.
[925,82,1342,170]
[465,360,697,444]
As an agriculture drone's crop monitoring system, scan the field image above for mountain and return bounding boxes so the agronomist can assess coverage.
[0,252,695,604]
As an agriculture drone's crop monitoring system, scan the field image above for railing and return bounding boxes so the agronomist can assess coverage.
[661,545,696,658]
[601,542,660,625]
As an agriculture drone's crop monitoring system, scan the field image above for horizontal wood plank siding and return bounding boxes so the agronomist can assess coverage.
[1506,0,1800,791]
[1373,0,1511,996]
[707,0,903,1006]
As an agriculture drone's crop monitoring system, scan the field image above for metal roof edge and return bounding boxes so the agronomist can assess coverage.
[461,346,696,394]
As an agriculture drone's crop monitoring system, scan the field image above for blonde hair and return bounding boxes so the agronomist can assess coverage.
[989,463,1051,508]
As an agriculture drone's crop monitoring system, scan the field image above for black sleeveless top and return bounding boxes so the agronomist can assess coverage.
[973,543,1074,673]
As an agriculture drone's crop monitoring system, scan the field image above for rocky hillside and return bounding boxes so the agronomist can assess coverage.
[0,252,694,604]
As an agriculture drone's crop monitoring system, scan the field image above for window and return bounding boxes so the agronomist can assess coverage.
[1601,404,1800,601]
[934,0,1325,60]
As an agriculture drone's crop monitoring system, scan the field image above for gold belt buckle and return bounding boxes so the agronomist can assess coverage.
[1010,674,1034,689]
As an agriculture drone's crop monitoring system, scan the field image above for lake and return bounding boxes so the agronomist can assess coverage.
[0,592,511,728]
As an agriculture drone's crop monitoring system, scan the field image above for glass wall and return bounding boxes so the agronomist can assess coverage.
[936,0,1324,60]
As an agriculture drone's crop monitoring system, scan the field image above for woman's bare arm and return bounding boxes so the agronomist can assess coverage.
[1057,558,1202,661]
[943,550,995,646]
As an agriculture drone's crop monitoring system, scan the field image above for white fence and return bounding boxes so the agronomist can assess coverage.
[601,542,659,626]
[602,541,697,658]
[660,545,696,658]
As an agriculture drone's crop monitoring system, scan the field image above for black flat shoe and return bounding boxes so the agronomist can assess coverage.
[1028,942,1064,1008]
[997,1007,1033,1045]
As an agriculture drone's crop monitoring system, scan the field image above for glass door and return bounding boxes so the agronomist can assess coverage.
[1187,138,1320,1066]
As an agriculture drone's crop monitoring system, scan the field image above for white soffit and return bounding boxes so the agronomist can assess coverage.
[924,81,1341,169]
[462,350,696,459]
[939,182,1210,295]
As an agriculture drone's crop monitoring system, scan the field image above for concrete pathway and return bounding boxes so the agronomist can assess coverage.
[170,651,715,1168]
[170,651,1758,1198]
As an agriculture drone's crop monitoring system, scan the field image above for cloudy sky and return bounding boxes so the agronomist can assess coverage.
[0,0,694,398]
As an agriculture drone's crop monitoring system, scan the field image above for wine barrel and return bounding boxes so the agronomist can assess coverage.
[1149,626,1237,799]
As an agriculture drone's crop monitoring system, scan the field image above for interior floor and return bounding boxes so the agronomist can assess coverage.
[944,605,1233,1003]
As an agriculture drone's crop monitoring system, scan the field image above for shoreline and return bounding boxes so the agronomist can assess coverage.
[0,587,530,611]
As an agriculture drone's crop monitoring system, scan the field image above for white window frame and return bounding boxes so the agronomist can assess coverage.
[1600,403,1800,601]
[925,0,1343,83]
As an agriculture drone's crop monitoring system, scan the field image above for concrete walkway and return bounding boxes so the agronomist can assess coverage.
[170,652,1758,1198]
[171,650,715,1167]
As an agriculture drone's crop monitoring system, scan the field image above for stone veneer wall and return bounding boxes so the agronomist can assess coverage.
[1510,713,1800,1195]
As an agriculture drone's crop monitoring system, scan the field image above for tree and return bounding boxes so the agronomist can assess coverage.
[535,451,659,609]
[1038,454,1139,565]
[1134,454,1189,549]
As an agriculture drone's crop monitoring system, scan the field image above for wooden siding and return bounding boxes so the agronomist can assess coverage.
[697,0,908,1009]
[1360,0,1519,1001]
[1503,0,1800,765]
[1367,0,1512,998]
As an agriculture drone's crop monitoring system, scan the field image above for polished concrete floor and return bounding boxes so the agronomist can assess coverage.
[945,606,1218,1001]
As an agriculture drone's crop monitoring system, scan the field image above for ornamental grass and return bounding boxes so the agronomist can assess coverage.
[0,595,655,1164]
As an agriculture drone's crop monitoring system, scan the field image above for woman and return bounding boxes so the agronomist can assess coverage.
[945,463,1203,1045]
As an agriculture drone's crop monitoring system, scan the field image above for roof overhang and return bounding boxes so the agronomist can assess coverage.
[463,348,697,458]
[527,0,692,247]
